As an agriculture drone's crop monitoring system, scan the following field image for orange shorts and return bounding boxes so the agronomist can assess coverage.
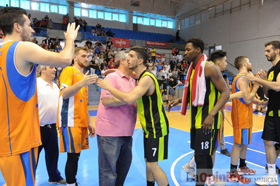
[59,127,89,153]
[233,127,252,145]
[0,147,38,186]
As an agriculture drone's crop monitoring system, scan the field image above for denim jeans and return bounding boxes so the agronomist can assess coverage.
[97,135,132,186]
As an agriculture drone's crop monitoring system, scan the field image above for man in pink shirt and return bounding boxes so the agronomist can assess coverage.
[95,51,137,186]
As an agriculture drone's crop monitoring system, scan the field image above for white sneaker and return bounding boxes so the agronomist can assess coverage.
[255,175,278,186]
[182,163,196,180]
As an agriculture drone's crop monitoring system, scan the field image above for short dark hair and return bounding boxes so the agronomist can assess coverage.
[209,50,227,62]
[130,46,149,65]
[265,41,280,50]
[0,7,27,35]
[186,38,204,53]
[234,56,247,70]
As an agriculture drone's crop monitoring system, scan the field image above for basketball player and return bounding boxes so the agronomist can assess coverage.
[0,7,79,186]
[97,46,169,186]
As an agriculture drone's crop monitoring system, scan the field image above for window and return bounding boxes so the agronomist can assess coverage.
[162,21,167,27]
[112,14,118,21]
[82,9,88,17]
[119,14,126,22]
[59,5,67,15]
[137,17,143,24]
[20,0,30,10]
[31,2,39,11]
[0,0,9,7]
[98,11,104,19]
[167,21,173,29]
[89,10,97,18]
[105,12,112,20]
[143,18,149,25]
[40,3,49,13]
[50,5,58,13]
[11,0,19,7]
[156,19,162,27]
[74,7,81,17]
[133,16,137,24]
[150,19,155,26]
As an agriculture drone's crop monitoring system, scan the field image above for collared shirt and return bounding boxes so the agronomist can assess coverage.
[95,70,137,136]
[37,77,59,126]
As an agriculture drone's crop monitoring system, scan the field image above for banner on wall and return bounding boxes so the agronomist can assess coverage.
[112,38,130,48]
[155,53,165,59]
[146,41,169,47]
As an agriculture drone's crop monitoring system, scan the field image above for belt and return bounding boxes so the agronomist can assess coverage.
[41,123,56,128]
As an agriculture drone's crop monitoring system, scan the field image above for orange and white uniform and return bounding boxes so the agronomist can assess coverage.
[57,66,89,153]
[0,40,40,186]
[231,74,253,145]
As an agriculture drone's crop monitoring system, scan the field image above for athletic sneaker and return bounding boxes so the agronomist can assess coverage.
[48,178,66,185]
[265,164,280,174]
[227,172,251,184]
[255,175,278,186]
[205,175,226,186]
[237,165,256,175]
[220,149,231,157]
[182,163,196,180]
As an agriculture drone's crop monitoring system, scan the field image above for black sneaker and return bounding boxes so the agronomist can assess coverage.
[265,164,280,174]
[220,149,231,157]
[48,178,66,185]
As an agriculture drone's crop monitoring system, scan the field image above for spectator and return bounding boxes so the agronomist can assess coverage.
[82,20,87,32]
[120,46,126,51]
[106,29,115,37]
[150,65,157,77]
[56,41,62,52]
[49,40,56,51]
[168,76,178,102]
[31,37,38,44]
[150,47,156,62]
[33,18,41,33]
[44,15,49,21]
[101,28,106,37]
[106,38,113,49]
[101,65,108,78]
[178,64,186,81]
[96,28,101,36]
[161,54,167,63]
[40,18,47,28]
[172,67,178,79]
[62,14,68,30]
[47,19,54,29]
[43,36,51,46]
[96,23,102,29]
[176,30,180,41]
[91,27,97,36]
[85,38,93,49]
[108,61,116,69]
[54,37,59,46]
[74,17,79,29]
[172,46,176,56]
[40,40,47,49]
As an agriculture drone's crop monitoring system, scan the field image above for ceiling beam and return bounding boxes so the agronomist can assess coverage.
[105,0,113,6]
[144,0,166,12]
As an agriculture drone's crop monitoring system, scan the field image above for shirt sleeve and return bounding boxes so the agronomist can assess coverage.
[60,67,73,89]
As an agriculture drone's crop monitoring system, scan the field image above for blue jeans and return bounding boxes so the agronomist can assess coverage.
[97,135,132,186]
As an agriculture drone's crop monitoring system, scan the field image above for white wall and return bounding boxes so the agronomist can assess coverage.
[180,0,280,75]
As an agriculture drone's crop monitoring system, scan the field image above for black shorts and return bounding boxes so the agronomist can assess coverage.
[162,89,167,95]
[144,135,168,162]
[190,128,218,156]
[262,112,280,143]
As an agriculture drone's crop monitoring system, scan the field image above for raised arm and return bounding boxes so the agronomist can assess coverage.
[15,23,79,75]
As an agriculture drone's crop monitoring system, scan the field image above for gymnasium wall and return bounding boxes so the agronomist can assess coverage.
[26,9,174,35]
[180,0,280,74]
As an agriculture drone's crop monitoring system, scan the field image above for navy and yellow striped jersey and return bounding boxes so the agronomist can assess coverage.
[137,71,169,138]
[189,62,221,129]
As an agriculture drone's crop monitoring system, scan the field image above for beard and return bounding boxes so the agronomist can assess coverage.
[20,30,31,41]
[77,60,87,68]
[266,52,276,62]
[128,63,138,70]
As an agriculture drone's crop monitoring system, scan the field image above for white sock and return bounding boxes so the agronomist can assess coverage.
[267,163,276,175]
[67,183,76,186]
[189,155,195,167]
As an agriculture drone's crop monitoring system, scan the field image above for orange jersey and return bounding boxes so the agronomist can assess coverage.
[0,41,41,157]
[231,74,253,129]
[57,66,88,128]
